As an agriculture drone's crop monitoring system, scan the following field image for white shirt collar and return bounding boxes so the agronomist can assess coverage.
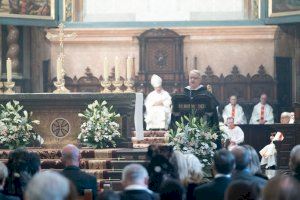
[124,184,152,193]
[185,85,204,90]
[215,173,231,178]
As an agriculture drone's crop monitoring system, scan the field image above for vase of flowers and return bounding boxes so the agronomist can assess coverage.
[78,100,122,148]
[0,101,42,149]
[168,115,227,167]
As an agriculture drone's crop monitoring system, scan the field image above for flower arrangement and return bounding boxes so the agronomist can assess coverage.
[0,101,41,149]
[78,100,121,148]
[168,116,226,167]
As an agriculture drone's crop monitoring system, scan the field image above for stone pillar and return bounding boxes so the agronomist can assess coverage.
[6,25,21,75]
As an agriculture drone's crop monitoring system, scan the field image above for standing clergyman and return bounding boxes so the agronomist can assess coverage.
[222,95,247,124]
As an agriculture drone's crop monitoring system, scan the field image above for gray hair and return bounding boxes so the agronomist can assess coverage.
[290,145,300,173]
[62,144,80,163]
[122,164,148,185]
[189,70,201,78]
[0,161,8,183]
[25,171,70,200]
[243,145,261,175]
[184,154,203,185]
[170,151,188,183]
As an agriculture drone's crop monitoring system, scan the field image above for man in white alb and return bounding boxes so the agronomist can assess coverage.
[250,94,274,124]
[144,74,172,130]
[222,95,247,124]
[221,117,244,151]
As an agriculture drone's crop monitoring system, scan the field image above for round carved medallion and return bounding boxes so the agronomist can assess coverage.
[50,118,70,138]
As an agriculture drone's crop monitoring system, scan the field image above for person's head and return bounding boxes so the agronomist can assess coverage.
[122,164,149,188]
[242,145,262,175]
[27,152,41,175]
[270,132,276,141]
[97,190,120,200]
[229,95,237,106]
[188,70,202,90]
[184,154,203,185]
[262,175,300,200]
[280,112,291,124]
[169,151,188,183]
[0,161,8,188]
[226,117,235,129]
[289,145,300,174]
[225,180,260,200]
[260,93,268,105]
[151,74,163,93]
[25,171,70,200]
[231,146,251,171]
[61,144,81,167]
[159,179,186,200]
[158,145,174,160]
[213,149,235,175]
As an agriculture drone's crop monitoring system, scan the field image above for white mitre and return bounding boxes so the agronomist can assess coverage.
[151,74,162,88]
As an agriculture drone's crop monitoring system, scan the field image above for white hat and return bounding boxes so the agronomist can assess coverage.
[151,74,162,88]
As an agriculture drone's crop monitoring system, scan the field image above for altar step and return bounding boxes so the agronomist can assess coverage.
[131,130,169,148]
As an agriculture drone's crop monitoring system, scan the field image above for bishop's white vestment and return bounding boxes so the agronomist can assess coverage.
[222,104,247,124]
[249,103,274,124]
[144,90,172,130]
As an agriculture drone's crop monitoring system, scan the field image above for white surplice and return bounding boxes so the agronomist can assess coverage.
[144,90,172,130]
[222,104,247,124]
[249,103,274,124]
[221,125,245,150]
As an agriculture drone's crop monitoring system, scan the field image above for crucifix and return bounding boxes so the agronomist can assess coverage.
[46,23,77,93]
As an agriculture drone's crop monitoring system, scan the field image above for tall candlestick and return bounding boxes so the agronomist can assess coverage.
[6,58,12,82]
[103,57,109,81]
[56,56,62,81]
[126,56,132,80]
[114,56,120,81]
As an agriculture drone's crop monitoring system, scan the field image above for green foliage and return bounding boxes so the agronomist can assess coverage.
[0,101,40,149]
[78,100,122,148]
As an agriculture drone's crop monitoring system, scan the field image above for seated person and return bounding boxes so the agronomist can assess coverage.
[250,93,274,124]
[0,161,20,200]
[280,112,295,124]
[144,74,172,130]
[220,117,244,150]
[222,95,247,124]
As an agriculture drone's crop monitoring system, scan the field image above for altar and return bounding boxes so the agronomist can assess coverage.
[0,93,143,148]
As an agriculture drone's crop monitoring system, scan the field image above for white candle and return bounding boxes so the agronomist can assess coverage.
[103,57,109,81]
[115,56,120,81]
[56,56,62,81]
[126,56,132,80]
[6,58,12,82]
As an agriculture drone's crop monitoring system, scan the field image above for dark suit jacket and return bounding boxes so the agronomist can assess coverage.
[194,176,231,200]
[0,190,20,200]
[120,189,159,200]
[294,173,300,182]
[232,169,267,188]
[61,166,97,200]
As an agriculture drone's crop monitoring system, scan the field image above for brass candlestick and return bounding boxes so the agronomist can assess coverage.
[53,79,70,94]
[0,82,4,94]
[4,81,15,94]
[112,80,123,93]
[124,80,135,93]
[100,80,112,93]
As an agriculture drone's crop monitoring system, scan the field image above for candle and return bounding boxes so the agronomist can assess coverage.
[114,56,120,81]
[103,57,109,81]
[126,56,132,80]
[56,56,62,81]
[6,58,12,82]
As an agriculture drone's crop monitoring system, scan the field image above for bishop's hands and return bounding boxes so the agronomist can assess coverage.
[153,100,164,106]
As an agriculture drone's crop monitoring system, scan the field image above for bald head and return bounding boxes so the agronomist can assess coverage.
[122,164,149,187]
[290,145,300,174]
[61,144,80,167]
[231,146,250,170]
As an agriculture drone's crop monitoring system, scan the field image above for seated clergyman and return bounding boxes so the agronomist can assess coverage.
[222,95,247,124]
[250,93,274,124]
[221,117,244,151]
[144,74,172,130]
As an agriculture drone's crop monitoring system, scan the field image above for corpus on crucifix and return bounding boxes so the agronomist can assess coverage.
[46,23,76,93]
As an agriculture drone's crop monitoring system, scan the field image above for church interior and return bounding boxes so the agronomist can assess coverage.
[0,0,300,200]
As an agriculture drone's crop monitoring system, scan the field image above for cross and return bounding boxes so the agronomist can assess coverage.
[46,23,77,69]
